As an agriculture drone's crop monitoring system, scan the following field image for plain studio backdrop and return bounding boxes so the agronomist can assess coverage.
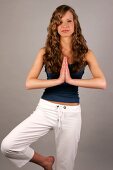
[0,0,113,170]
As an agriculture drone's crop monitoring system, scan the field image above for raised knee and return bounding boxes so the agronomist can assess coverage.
[1,137,13,157]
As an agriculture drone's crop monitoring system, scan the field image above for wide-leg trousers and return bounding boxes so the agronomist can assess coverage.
[1,98,82,170]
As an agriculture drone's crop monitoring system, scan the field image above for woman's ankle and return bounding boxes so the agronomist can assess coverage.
[30,152,55,169]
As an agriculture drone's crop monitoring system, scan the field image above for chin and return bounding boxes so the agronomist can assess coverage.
[60,33,73,37]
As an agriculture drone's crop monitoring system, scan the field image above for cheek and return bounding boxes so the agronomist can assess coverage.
[70,23,74,32]
[57,26,61,32]
[57,26,61,34]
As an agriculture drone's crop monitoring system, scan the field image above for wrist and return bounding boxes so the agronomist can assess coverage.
[57,78,64,84]
[66,77,73,84]
[67,78,75,85]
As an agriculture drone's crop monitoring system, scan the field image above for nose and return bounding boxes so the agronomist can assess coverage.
[62,22,68,27]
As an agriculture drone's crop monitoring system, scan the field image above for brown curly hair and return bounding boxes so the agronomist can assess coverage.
[43,5,88,73]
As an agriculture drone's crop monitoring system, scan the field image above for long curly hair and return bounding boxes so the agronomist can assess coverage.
[43,5,88,73]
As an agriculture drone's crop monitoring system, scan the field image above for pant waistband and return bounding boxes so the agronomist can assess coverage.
[39,98,81,110]
[38,98,81,129]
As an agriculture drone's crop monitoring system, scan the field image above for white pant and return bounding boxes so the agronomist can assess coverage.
[1,98,82,170]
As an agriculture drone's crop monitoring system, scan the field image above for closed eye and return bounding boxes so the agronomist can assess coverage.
[67,20,73,22]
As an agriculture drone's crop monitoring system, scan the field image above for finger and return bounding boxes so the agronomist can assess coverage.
[64,57,68,66]
[66,63,70,74]
[61,58,66,73]
[63,56,67,63]
[65,57,68,65]
[61,57,66,71]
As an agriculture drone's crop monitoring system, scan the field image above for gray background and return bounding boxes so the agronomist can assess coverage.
[0,0,113,170]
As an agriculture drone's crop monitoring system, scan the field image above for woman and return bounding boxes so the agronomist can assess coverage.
[1,5,106,170]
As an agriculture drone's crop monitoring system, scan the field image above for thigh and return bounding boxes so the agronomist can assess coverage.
[3,106,52,150]
[55,105,82,143]
[55,116,82,152]
[54,106,82,170]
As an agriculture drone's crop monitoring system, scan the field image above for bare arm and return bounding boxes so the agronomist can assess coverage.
[25,48,62,90]
[66,50,107,89]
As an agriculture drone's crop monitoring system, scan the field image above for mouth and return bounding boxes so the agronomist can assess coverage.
[61,30,70,33]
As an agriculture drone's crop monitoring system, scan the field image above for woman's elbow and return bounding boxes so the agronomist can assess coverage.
[25,79,32,90]
[100,78,107,89]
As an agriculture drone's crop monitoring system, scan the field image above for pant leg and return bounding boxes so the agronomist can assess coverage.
[1,100,56,168]
[54,104,82,170]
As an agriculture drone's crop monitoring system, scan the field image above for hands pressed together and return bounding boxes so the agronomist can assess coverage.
[58,56,72,84]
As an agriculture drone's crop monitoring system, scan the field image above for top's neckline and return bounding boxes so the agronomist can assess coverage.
[68,63,74,65]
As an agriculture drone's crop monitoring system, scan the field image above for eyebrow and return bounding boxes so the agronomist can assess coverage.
[67,18,73,20]
[62,17,73,21]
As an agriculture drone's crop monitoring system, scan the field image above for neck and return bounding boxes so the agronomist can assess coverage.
[59,37,73,65]
[60,37,72,50]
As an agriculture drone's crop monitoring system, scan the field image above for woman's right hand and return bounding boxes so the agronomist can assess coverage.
[58,56,66,83]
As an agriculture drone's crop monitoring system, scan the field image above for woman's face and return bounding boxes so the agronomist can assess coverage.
[57,11,74,37]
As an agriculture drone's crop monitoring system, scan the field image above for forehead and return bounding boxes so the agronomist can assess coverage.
[61,11,73,20]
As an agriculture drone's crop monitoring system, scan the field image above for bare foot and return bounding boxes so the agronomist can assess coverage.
[30,152,55,169]
[42,156,55,170]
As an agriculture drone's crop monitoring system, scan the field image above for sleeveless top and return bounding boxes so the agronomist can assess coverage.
[41,64,85,103]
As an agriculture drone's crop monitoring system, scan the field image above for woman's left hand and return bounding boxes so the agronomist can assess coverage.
[65,57,72,83]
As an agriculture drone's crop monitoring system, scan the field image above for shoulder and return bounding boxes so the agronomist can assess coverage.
[35,47,46,62]
[84,49,97,65]
[38,47,46,56]
[31,47,46,68]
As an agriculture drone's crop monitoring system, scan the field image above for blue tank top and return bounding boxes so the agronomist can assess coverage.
[41,64,85,103]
